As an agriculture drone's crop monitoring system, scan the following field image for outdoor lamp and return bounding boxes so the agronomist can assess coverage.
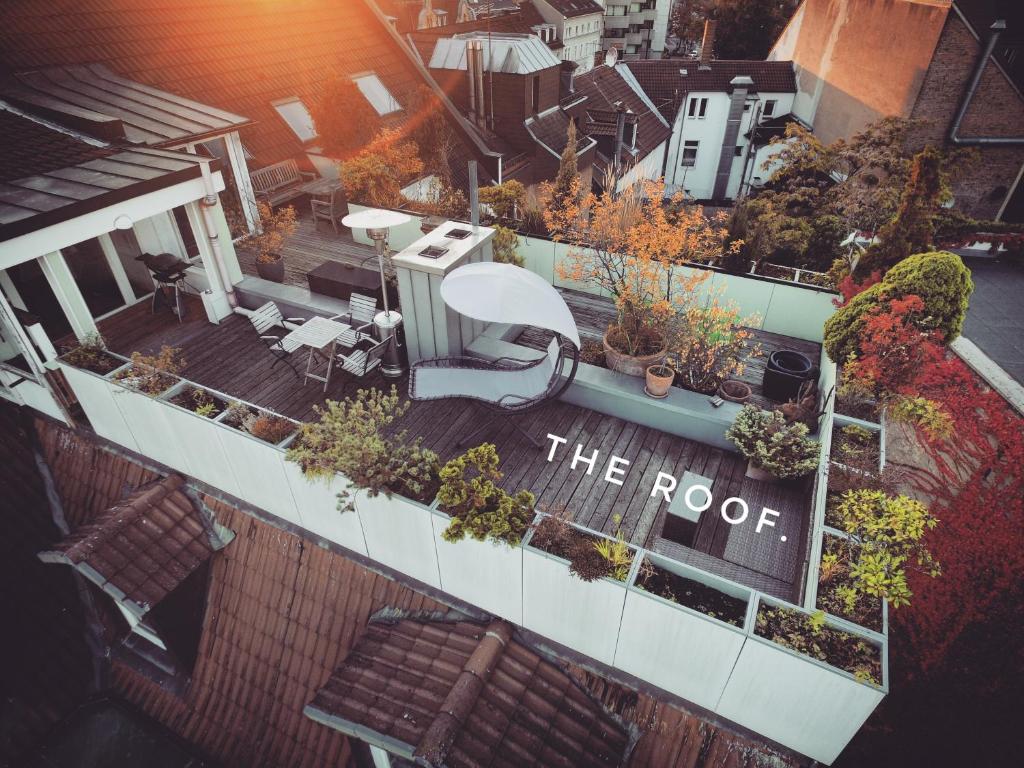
[341,208,411,378]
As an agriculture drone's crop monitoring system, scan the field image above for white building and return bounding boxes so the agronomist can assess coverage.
[533,0,605,72]
[625,58,798,201]
[597,0,672,58]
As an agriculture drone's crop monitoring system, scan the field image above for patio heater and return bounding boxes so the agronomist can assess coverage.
[341,208,411,378]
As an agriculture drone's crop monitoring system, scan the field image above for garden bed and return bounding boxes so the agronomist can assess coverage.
[167,385,227,419]
[59,344,123,375]
[220,402,297,445]
[834,367,881,422]
[112,363,177,397]
[528,515,632,582]
[636,561,746,627]
[832,423,881,468]
[756,602,882,685]
[816,533,884,633]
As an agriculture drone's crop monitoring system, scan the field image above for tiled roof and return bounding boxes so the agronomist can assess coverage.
[525,106,589,158]
[1,63,250,147]
[409,4,563,64]
[38,474,229,615]
[0,0,451,168]
[539,0,604,18]
[625,59,797,120]
[0,106,113,183]
[305,614,634,767]
[30,417,805,768]
[571,64,672,165]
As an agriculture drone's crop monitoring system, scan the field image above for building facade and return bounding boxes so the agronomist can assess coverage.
[597,0,672,58]
[533,0,606,72]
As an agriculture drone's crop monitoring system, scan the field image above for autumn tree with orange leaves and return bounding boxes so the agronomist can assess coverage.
[340,128,424,209]
[543,178,738,357]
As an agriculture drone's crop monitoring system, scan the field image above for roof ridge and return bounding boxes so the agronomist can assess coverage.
[415,618,513,765]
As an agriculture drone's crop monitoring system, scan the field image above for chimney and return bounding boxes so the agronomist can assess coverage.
[473,40,486,130]
[699,19,716,70]
[559,60,576,102]
[466,39,478,122]
[613,103,627,173]
[712,75,753,200]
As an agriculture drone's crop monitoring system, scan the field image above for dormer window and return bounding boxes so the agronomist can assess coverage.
[272,97,318,141]
[353,73,402,116]
[763,99,777,117]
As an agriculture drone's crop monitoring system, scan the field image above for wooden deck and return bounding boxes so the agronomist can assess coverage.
[236,215,381,289]
[516,289,822,410]
[89,297,812,601]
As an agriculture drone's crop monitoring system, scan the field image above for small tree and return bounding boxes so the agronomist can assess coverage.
[545,179,733,357]
[726,405,820,479]
[247,202,297,264]
[437,444,534,546]
[478,180,525,226]
[823,250,973,364]
[545,120,580,220]
[406,85,458,181]
[287,387,439,512]
[340,129,424,208]
[857,147,949,274]
[827,489,939,610]
[310,77,381,156]
[491,225,524,267]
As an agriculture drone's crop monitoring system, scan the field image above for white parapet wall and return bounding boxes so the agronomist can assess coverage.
[56,352,884,765]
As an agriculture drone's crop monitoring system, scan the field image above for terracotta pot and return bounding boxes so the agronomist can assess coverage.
[645,365,675,398]
[256,253,285,283]
[603,328,666,377]
[744,459,776,482]
[718,379,752,403]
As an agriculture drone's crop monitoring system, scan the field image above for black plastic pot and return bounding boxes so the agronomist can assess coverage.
[763,350,815,403]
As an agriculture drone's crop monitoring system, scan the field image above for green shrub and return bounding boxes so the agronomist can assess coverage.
[823,251,973,363]
[438,443,534,546]
[287,386,439,512]
[831,489,939,609]
[726,405,820,479]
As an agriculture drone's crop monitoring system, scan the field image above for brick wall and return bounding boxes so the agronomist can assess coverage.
[909,12,1024,221]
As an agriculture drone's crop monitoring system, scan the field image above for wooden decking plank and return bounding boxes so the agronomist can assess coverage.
[570,418,639,531]
[544,412,624,521]
[582,420,652,536]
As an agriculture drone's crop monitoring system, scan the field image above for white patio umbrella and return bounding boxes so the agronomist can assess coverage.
[440,262,581,348]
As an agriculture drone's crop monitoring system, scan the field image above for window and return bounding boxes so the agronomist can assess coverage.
[681,140,699,167]
[353,73,401,116]
[687,97,708,119]
[734,145,744,156]
[272,97,317,141]
[763,99,777,117]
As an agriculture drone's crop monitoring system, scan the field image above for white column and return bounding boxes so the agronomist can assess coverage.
[225,130,260,234]
[0,269,27,311]
[38,251,99,341]
[184,200,233,323]
[97,233,137,306]
[368,746,392,768]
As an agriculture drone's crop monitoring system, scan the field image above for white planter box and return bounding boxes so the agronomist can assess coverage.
[431,511,524,624]
[614,555,750,712]
[356,491,441,588]
[521,530,632,665]
[717,599,886,765]
[58,363,139,451]
[282,462,368,556]
[156,385,241,498]
[213,421,303,527]
[110,379,189,471]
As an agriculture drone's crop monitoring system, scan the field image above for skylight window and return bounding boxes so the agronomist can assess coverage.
[272,98,317,141]
[353,73,401,116]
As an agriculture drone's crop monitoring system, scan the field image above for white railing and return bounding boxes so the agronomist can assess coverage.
[57,350,886,765]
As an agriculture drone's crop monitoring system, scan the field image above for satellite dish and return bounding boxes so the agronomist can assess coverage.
[604,46,619,67]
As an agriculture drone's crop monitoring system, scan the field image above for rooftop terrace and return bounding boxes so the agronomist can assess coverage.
[91,294,816,602]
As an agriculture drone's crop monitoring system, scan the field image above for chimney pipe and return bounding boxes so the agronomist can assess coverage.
[699,20,716,70]
[474,41,486,129]
[466,40,477,121]
[613,104,627,173]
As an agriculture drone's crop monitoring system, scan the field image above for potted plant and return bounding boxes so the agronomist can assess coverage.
[248,201,297,283]
[544,179,732,377]
[437,443,534,546]
[645,364,675,398]
[726,404,820,481]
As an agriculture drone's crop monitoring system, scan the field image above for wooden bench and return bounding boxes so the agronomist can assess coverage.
[250,159,312,207]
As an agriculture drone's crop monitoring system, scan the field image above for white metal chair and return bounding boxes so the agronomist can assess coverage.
[247,301,306,376]
[329,292,377,348]
[334,338,389,394]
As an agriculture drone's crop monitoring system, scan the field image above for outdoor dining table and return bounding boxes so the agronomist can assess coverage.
[297,177,342,200]
[281,315,352,389]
